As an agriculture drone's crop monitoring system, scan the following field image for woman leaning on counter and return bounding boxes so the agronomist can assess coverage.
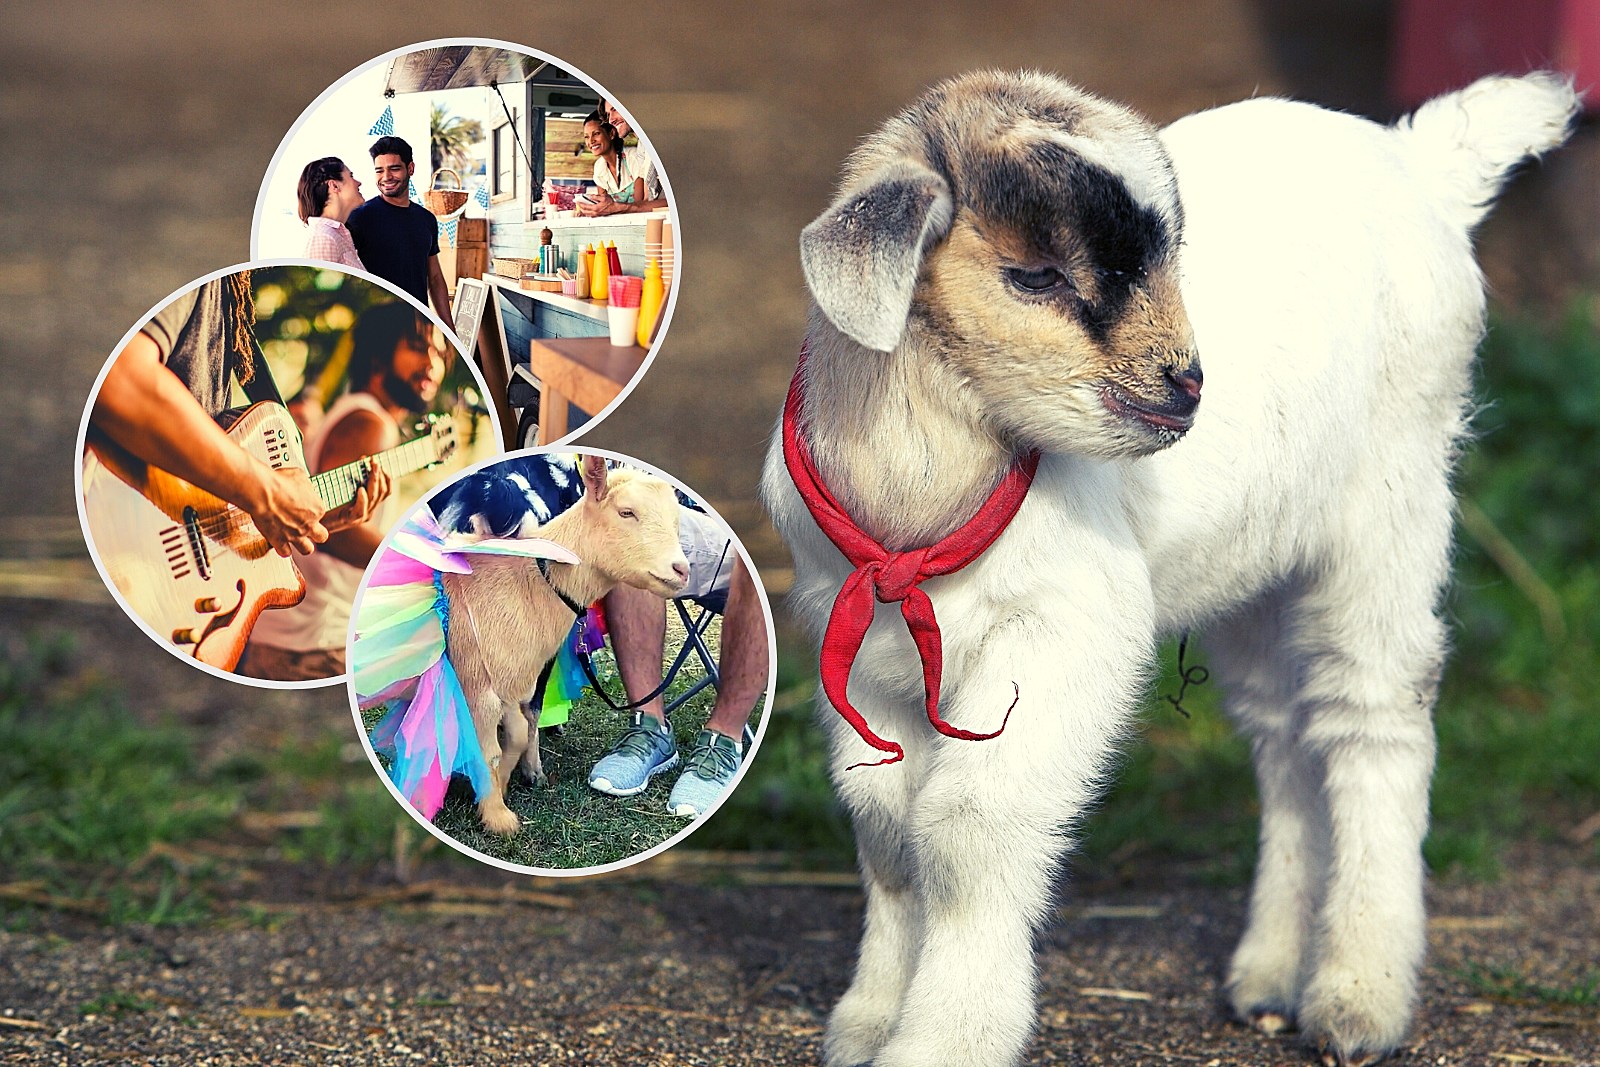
[576,110,664,216]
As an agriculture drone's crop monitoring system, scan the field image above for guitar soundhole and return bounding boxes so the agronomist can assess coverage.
[181,506,212,581]
[159,525,192,580]
[192,579,248,657]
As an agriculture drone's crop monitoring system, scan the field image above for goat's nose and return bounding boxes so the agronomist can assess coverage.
[1166,359,1202,399]
[1163,360,1202,418]
[672,559,691,584]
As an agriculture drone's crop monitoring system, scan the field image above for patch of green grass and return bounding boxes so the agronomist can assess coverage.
[1425,304,1600,878]
[0,634,240,923]
[377,615,765,870]
[79,990,158,1017]
[0,629,415,923]
[1455,962,1600,1006]
[259,733,397,867]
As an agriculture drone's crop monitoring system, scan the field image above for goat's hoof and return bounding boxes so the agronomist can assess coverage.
[1317,1041,1386,1067]
[1298,972,1409,1067]
[481,807,521,836]
[1247,1008,1295,1036]
[512,765,550,789]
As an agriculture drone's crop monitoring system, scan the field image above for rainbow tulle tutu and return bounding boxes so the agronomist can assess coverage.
[354,509,581,820]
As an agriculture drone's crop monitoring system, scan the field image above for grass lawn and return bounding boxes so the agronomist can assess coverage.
[362,609,764,872]
[2,307,1595,929]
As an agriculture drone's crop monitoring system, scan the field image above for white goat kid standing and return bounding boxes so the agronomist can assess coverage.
[444,456,689,835]
[762,71,1577,1067]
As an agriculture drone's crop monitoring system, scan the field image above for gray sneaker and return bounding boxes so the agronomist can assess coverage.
[667,730,743,817]
[588,715,679,796]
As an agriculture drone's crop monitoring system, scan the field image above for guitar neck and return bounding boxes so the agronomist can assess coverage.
[310,433,440,510]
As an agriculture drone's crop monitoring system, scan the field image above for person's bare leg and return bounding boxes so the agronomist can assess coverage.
[706,558,768,739]
[605,582,668,726]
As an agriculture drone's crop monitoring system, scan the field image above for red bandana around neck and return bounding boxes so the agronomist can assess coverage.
[782,349,1042,768]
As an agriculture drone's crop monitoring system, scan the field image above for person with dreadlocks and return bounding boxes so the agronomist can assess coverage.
[238,301,449,682]
[91,270,387,560]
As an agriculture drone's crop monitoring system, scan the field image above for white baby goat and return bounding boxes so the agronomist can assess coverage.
[763,70,1577,1067]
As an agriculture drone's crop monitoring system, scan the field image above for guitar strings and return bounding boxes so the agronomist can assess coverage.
[188,435,441,546]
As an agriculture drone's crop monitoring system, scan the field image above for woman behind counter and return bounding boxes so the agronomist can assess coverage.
[576,114,656,217]
[297,156,366,269]
[605,101,665,207]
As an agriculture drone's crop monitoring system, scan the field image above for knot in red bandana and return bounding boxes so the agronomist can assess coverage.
[782,349,1040,769]
[862,552,928,603]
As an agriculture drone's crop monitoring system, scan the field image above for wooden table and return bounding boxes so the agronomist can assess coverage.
[519,336,647,444]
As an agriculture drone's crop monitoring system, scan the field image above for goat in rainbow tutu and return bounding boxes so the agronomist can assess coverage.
[354,455,688,835]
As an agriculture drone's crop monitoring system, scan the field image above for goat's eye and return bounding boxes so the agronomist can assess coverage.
[1004,266,1068,294]
[618,508,637,521]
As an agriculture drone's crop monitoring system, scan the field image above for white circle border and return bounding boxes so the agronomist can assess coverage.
[72,257,507,692]
[343,444,780,880]
[247,37,684,448]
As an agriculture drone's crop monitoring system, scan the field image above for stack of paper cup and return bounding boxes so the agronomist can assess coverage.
[607,275,643,346]
[644,216,664,275]
[659,220,675,290]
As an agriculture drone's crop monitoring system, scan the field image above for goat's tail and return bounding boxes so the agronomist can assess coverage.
[1394,71,1580,231]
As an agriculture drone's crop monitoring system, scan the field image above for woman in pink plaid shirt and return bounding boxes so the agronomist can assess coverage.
[296,157,366,270]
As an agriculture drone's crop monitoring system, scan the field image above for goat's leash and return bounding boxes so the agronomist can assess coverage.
[534,555,721,715]
[529,557,657,712]
[782,350,1041,769]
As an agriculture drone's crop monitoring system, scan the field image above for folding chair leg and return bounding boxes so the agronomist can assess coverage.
[664,598,721,716]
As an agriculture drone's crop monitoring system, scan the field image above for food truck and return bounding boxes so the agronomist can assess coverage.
[378,45,675,447]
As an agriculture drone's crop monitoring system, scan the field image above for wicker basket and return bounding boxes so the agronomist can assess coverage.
[423,168,469,216]
[492,257,539,279]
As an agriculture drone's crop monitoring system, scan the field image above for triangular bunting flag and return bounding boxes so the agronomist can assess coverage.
[474,183,490,209]
[368,105,395,137]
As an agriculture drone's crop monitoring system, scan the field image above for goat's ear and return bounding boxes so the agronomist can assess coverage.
[800,160,953,352]
[580,456,609,502]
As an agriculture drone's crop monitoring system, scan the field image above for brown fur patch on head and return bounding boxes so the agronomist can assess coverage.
[811,70,1201,457]
[912,206,1196,457]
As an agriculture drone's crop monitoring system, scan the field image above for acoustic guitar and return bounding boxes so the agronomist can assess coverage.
[82,402,458,671]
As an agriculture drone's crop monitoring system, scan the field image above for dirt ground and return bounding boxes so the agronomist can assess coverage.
[2,2,1597,1064]
[2,847,1595,1065]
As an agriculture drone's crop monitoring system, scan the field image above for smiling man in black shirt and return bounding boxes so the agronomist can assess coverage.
[347,136,456,334]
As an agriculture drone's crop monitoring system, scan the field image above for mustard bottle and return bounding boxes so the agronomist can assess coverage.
[589,240,610,301]
[637,257,665,348]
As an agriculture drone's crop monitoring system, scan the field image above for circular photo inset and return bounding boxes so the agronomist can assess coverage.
[349,448,774,875]
[75,262,502,688]
[251,38,680,451]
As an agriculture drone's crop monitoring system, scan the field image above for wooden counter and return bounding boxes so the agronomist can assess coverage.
[517,336,647,444]
[540,209,670,229]
[482,273,610,324]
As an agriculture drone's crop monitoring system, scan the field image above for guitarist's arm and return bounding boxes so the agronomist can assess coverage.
[313,407,396,568]
[93,333,332,557]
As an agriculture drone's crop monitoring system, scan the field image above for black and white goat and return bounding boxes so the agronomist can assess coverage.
[763,70,1577,1067]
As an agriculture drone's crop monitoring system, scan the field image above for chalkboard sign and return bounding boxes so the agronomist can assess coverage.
[451,278,491,359]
